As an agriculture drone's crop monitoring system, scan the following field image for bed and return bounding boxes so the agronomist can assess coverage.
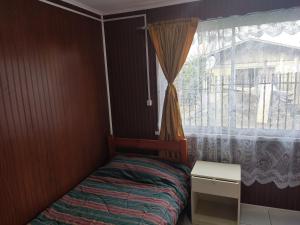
[29,136,190,225]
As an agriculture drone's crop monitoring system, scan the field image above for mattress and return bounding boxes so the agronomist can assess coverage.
[29,156,190,225]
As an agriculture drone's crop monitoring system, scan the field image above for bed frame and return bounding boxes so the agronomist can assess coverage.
[108,136,188,165]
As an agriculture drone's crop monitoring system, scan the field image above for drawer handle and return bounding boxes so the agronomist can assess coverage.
[195,177,239,185]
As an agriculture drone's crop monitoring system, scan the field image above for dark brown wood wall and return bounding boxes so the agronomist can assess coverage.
[104,0,300,210]
[242,182,300,211]
[0,1,109,224]
[105,18,158,139]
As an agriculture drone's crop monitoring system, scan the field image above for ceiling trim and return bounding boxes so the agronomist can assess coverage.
[39,0,102,20]
[60,0,104,15]
[102,0,202,15]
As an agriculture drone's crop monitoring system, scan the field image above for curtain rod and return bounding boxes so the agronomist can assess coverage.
[38,0,102,22]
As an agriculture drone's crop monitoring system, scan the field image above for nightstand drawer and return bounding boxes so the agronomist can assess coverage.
[192,176,240,198]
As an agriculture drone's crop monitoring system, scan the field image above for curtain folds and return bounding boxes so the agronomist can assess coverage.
[148,18,198,141]
[155,10,300,188]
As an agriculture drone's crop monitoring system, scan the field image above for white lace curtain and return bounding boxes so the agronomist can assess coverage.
[158,7,300,188]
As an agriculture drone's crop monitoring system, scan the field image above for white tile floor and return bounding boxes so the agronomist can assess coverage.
[241,204,300,225]
[177,203,300,225]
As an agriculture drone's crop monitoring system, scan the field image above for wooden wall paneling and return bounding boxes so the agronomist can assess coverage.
[0,0,109,224]
[105,17,158,139]
[242,182,300,211]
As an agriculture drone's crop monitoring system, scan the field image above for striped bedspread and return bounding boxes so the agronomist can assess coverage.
[29,156,190,225]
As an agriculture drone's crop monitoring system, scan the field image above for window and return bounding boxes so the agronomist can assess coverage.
[158,10,300,138]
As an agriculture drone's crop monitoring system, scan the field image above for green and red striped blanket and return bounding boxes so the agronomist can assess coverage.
[29,156,190,225]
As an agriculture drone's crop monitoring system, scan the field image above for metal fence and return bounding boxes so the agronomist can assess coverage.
[178,72,300,131]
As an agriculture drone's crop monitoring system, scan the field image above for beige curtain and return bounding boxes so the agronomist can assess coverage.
[148,18,198,141]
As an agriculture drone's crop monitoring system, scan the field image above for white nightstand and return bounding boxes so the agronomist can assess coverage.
[191,161,241,225]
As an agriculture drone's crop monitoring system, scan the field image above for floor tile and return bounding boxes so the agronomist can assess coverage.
[240,204,271,225]
[178,203,300,225]
[269,207,300,225]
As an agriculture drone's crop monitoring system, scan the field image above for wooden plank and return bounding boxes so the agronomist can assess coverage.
[0,1,109,224]
[108,136,188,165]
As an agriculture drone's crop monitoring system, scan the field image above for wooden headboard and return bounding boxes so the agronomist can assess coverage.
[108,136,188,165]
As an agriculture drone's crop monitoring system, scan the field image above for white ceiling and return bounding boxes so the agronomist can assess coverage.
[62,0,201,15]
